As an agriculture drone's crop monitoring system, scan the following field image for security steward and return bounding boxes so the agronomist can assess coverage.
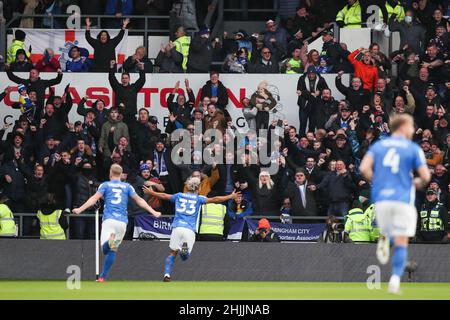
[344,201,372,242]
[37,194,68,240]
[0,195,16,237]
[417,189,450,242]
[336,0,362,28]
[198,202,230,241]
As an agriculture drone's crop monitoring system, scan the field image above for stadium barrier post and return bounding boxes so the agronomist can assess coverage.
[95,209,99,280]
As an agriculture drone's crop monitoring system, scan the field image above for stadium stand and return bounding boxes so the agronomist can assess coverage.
[0,0,448,245]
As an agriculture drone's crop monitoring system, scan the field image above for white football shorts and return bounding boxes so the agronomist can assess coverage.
[374,201,417,237]
[100,218,127,248]
[169,227,196,253]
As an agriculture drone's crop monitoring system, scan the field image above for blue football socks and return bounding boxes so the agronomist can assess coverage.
[164,255,175,276]
[392,245,408,278]
[100,251,117,279]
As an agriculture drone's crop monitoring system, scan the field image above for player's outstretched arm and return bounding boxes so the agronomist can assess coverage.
[206,190,241,204]
[359,154,374,183]
[131,194,161,218]
[142,185,173,201]
[72,192,103,214]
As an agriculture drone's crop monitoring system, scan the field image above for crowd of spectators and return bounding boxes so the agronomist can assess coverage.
[0,0,449,241]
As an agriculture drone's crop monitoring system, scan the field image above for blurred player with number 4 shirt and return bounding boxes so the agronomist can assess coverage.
[360,114,430,294]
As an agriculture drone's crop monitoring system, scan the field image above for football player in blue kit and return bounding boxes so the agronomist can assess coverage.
[144,176,239,282]
[360,114,431,294]
[73,164,161,282]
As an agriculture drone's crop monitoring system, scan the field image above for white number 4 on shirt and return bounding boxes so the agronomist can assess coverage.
[383,148,400,174]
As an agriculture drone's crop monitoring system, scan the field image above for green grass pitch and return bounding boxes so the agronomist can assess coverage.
[1,281,450,299]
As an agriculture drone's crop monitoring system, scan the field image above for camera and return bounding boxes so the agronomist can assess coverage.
[258,228,267,233]
[330,222,344,233]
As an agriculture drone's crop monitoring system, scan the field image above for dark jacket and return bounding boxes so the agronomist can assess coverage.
[335,76,371,113]
[242,165,287,216]
[0,160,26,202]
[322,40,348,73]
[135,123,161,161]
[317,171,355,203]
[73,171,100,208]
[248,229,281,242]
[247,57,280,74]
[10,60,33,72]
[187,35,213,73]
[109,68,146,117]
[200,80,229,111]
[167,90,195,125]
[316,98,339,129]
[296,74,329,111]
[284,181,318,216]
[39,95,72,141]
[389,18,426,54]
[6,69,63,109]
[77,98,110,129]
[155,48,183,73]
[17,161,50,211]
[122,56,153,73]
[85,29,125,72]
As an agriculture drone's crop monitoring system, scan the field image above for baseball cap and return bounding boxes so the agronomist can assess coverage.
[426,188,437,195]
[421,139,431,144]
[198,25,210,36]
[266,19,276,26]
[149,116,159,124]
[336,134,347,140]
[234,29,248,38]
[257,218,271,230]
[306,66,317,74]
[18,84,27,92]
[323,30,334,37]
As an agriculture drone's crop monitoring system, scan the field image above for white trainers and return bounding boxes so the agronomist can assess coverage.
[388,275,401,295]
[376,234,390,265]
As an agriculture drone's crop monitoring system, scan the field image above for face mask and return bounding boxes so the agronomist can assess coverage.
[404,16,412,23]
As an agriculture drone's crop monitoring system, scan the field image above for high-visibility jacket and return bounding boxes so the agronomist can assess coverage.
[37,209,66,240]
[381,2,405,23]
[336,1,362,28]
[0,204,16,236]
[285,58,302,74]
[345,208,372,241]
[173,35,191,72]
[199,203,226,235]
[7,39,30,64]
[419,203,445,232]
[365,204,379,241]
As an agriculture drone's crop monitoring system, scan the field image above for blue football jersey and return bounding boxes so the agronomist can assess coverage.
[367,136,426,205]
[171,192,207,232]
[98,180,137,223]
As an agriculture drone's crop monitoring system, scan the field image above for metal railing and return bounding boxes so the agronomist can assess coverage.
[8,212,334,240]
[5,14,170,56]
